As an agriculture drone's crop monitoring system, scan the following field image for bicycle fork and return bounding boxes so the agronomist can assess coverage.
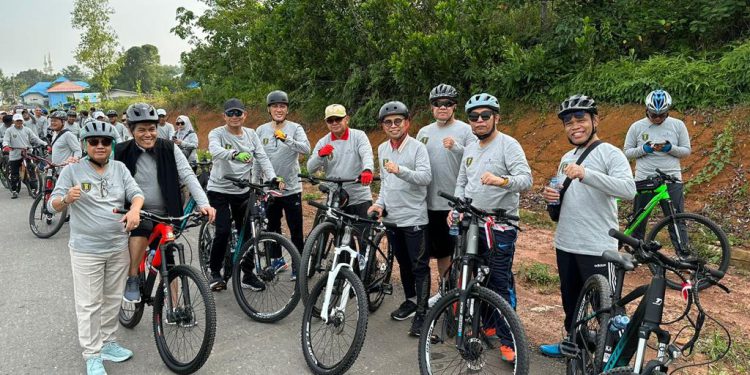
[320,227,357,323]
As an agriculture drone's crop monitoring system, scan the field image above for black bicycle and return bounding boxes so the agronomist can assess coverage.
[27,153,67,238]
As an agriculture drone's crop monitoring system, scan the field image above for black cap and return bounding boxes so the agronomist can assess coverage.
[223,98,245,112]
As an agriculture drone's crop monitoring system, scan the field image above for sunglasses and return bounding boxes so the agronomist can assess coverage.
[431,100,456,108]
[326,116,344,125]
[382,118,405,127]
[647,111,668,119]
[225,109,244,117]
[176,121,185,125]
[561,110,588,124]
[86,138,113,147]
[467,110,494,122]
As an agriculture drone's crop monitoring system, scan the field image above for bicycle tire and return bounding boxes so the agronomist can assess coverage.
[0,164,8,189]
[231,232,301,323]
[118,273,146,329]
[566,274,612,375]
[153,264,216,374]
[600,367,637,375]
[645,213,730,291]
[364,230,392,312]
[23,162,41,198]
[301,268,368,375]
[29,193,66,238]
[197,221,214,280]
[300,221,338,304]
[419,285,530,374]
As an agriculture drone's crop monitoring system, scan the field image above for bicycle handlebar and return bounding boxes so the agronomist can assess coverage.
[224,175,278,191]
[654,168,681,184]
[307,199,396,228]
[113,208,204,225]
[438,191,521,222]
[298,173,380,185]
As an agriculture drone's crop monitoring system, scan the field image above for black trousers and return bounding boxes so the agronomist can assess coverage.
[631,182,685,240]
[389,225,430,314]
[266,192,305,255]
[426,210,455,260]
[207,191,250,275]
[556,249,616,332]
[9,159,37,193]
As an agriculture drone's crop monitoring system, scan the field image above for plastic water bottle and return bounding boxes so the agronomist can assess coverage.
[448,210,460,236]
[358,253,367,271]
[548,176,562,206]
[609,314,630,332]
[146,249,156,274]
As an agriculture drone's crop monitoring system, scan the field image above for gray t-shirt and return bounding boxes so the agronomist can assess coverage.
[64,121,81,138]
[157,123,175,140]
[175,130,199,162]
[254,121,310,196]
[375,136,432,227]
[416,120,476,211]
[455,132,532,221]
[623,117,691,180]
[51,130,82,165]
[554,143,637,256]
[2,125,47,161]
[49,160,144,253]
[307,128,375,205]
[207,125,276,194]
[113,122,131,142]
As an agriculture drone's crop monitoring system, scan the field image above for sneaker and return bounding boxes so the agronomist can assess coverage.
[101,342,133,362]
[500,345,516,363]
[123,276,141,303]
[539,342,564,358]
[271,257,289,273]
[428,291,442,308]
[391,300,418,321]
[409,313,425,337]
[209,272,226,291]
[290,271,297,281]
[31,188,38,196]
[85,356,107,375]
[241,272,266,291]
[11,191,18,199]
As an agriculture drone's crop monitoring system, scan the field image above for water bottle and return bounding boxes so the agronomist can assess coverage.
[609,314,630,332]
[358,253,367,272]
[548,176,562,206]
[448,210,460,236]
[146,248,156,274]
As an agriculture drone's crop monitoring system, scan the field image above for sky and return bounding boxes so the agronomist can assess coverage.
[0,0,209,75]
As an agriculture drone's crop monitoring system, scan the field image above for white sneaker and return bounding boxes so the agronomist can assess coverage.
[428,292,442,308]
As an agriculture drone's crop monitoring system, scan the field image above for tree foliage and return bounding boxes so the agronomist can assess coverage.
[61,65,90,82]
[113,45,182,93]
[71,0,120,94]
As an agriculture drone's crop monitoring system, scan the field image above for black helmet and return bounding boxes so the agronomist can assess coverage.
[106,109,118,117]
[2,115,12,125]
[558,94,597,119]
[82,120,117,140]
[126,103,159,126]
[377,101,409,122]
[66,110,77,117]
[429,84,458,101]
[266,90,289,106]
[50,111,67,120]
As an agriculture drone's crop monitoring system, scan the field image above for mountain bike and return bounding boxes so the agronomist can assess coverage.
[622,169,730,291]
[116,209,216,375]
[417,192,529,374]
[27,153,67,238]
[562,229,730,375]
[9,147,42,198]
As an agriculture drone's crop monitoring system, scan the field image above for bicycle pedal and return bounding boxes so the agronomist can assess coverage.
[559,339,581,359]
[382,283,393,295]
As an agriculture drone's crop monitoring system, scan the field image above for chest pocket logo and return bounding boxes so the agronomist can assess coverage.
[382,158,390,167]
[466,157,473,167]
[559,162,569,175]
[225,144,233,150]
[420,137,428,144]
[81,182,92,193]
[262,138,269,145]
[641,133,649,141]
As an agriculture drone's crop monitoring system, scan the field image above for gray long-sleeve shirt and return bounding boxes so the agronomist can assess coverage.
[307,128,374,205]
[2,125,47,161]
[455,132,532,220]
[207,125,276,194]
[175,130,199,162]
[416,120,476,211]
[51,130,82,165]
[375,136,432,227]
[623,117,691,180]
[49,160,144,253]
[113,122,132,142]
[157,122,175,140]
[253,121,310,196]
[64,121,81,138]
[0,125,11,141]
[554,142,637,256]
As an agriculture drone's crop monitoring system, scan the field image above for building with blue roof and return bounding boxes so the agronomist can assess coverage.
[20,77,93,108]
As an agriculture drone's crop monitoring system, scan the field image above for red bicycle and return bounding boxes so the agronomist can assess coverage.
[116,208,216,374]
[27,152,67,238]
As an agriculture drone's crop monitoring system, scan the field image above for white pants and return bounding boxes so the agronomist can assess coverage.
[70,248,129,359]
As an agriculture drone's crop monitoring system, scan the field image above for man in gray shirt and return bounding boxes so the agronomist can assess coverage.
[540,94,636,358]
[416,84,476,306]
[624,89,691,240]
[115,103,216,303]
[48,110,82,166]
[65,110,82,138]
[254,90,310,263]
[34,107,49,139]
[3,113,47,198]
[107,110,131,142]
[453,93,532,363]
[368,101,432,336]
[156,108,175,140]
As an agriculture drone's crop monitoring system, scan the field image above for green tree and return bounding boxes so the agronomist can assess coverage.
[60,65,90,82]
[114,44,160,92]
[71,0,120,94]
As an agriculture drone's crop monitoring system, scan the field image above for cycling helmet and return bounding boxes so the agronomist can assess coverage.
[557,94,598,119]
[66,110,77,117]
[81,120,116,140]
[465,93,500,113]
[126,103,159,125]
[429,84,459,101]
[106,109,118,117]
[266,90,289,106]
[50,110,67,120]
[377,101,409,122]
[645,90,672,115]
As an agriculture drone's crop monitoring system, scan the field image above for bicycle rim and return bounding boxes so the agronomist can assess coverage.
[29,193,66,238]
[365,230,392,312]
[567,274,611,375]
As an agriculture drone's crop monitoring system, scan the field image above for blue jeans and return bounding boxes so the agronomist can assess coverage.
[478,228,518,347]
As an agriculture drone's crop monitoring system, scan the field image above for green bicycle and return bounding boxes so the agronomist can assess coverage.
[622,169,730,291]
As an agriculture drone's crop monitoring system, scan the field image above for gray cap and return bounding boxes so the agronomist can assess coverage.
[224,98,245,112]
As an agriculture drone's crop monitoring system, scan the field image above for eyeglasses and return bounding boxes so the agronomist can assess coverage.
[431,100,456,108]
[647,111,668,119]
[326,117,344,125]
[467,110,494,122]
[86,138,113,147]
[224,109,244,117]
[561,110,588,124]
[382,118,405,127]
[176,121,185,125]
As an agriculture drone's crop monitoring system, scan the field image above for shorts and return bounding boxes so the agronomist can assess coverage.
[426,210,455,259]
[129,219,154,238]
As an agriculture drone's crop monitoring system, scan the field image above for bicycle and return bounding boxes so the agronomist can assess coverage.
[9,147,43,198]
[562,229,730,375]
[190,159,212,191]
[116,209,216,375]
[417,191,530,374]
[27,153,67,238]
[300,201,394,375]
[0,151,9,189]
[622,168,730,291]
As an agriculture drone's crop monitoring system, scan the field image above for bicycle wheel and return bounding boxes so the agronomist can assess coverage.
[197,221,214,280]
[23,163,40,198]
[566,274,612,375]
[300,221,338,304]
[119,273,146,329]
[363,230,392,312]
[29,193,66,238]
[646,213,730,291]
[153,264,216,374]
[0,164,8,189]
[301,268,368,375]
[231,232,301,323]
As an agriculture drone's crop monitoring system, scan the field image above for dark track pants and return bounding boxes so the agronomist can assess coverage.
[556,249,616,332]
[389,225,430,314]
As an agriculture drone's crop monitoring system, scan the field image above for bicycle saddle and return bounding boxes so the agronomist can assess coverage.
[601,250,635,271]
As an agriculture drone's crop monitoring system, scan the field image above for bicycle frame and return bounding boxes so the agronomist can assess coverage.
[623,183,673,236]
[320,226,358,322]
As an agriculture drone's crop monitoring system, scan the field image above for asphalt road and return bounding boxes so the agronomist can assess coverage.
[0,192,565,374]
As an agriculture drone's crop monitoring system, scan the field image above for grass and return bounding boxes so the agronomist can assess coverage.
[517,261,560,294]
[519,208,556,230]
[697,331,750,374]
[302,192,322,201]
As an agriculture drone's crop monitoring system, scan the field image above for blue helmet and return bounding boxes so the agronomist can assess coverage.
[645,90,672,115]
[465,93,499,113]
